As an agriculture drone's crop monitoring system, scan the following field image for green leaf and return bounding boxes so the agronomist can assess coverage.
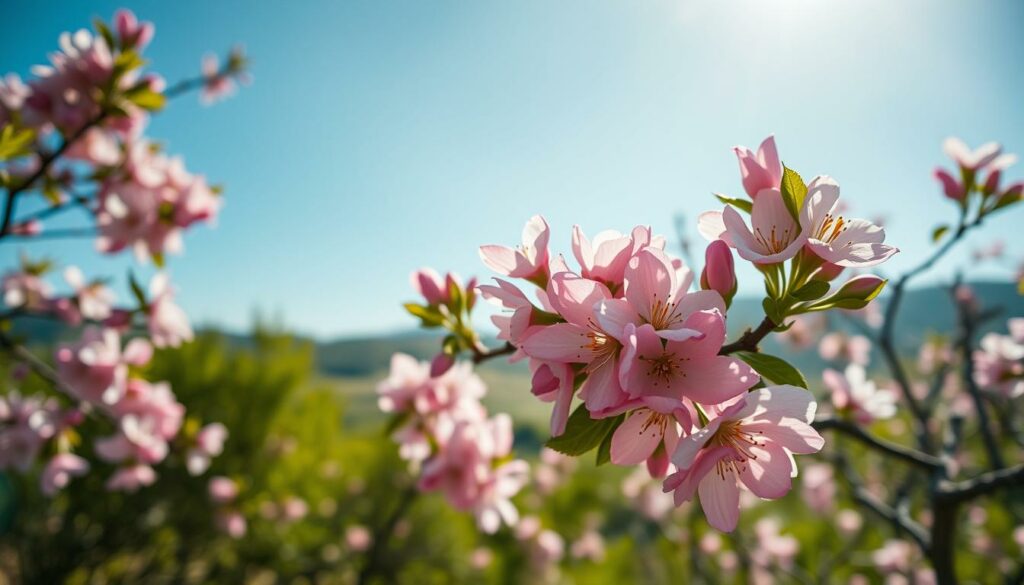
[124,84,166,111]
[736,351,808,389]
[403,303,445,328]
[792,280,830,301]
[595,414,624,466]
[128,271,148,309]
[384,411,411,436]
[780,165,808,221]
[714,193,753,213]
[762,297,783,324]
[547,405,620,456]
[442,334,460,356]
[931,225,949,243]
[447,278,463,314]
[151,252,165,268]
[0,125,36,161]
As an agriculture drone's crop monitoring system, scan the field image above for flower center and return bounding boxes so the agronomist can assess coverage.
[648,294,683,330]
[753,225,794,254]
[641,352,686,388]
[708,420,765,476]
[814,213,847,244]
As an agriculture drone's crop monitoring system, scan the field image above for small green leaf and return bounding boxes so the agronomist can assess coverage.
[403,303,445,328]
[547,405,620,456]
[447,278,463,314]
[792,280,830,301]
[442,334,460,356]
[595,414,624,466]
[384,411,411,436]
[128,270,148,309]
[931,225,950,243]
[714,193,753,213]
[780,165,808,221]
[151,252,166,268]
[0,125,36,161]
[762,297,783,324]
[736,351,808,389]
[124,84,166,111]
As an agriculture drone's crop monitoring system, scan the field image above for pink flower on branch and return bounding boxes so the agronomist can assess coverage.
[734,135,783,199]
[664,386,824,531]
[479,215,551,286]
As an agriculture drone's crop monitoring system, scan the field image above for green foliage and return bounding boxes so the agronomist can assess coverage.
[736,351,808,388]
[0,124,36,162]
[546,405,622,456]
[780,164,808,221]
[714,193,753,213]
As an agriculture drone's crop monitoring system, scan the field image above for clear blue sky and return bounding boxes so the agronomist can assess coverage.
[3,0,1023,338]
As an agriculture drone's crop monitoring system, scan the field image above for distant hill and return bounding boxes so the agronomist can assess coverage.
[8,282,1022,384]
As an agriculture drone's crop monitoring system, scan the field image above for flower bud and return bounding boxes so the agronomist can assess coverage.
[812,261,844,282]
[824,275,886,310]
[699,240,736,305]
[410,268,447,306]
[429,352,455,377]
[934,168,966,202]
[982,169,1001,196]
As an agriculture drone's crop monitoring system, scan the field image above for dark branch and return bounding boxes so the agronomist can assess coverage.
[471,342,516,364]
[937,463,1024,503]
[719,316,776,355]
[813,417,944,471]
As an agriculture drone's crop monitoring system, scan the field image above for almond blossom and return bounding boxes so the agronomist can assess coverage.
[55,326,153,404]
[664,386,824,531]
[705,188,806,264]
[146,272,194,348]
[799,176,899,267]
[40,453,90,496]
[973,329,1024,398]
[733,135,782,198]
[824,365,897,424]
[609,396,694,477]
[479,215,551,285]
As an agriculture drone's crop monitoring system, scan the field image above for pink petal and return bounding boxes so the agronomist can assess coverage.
[522,323,593,363]
[548,272,610,328]
[738,441,793,499]
[610,409,664,465]
[698,458,741,531]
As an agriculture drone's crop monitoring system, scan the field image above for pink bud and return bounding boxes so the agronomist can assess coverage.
[429,352,455,377]
[838,275,886,297]
[700,240,736,302]
[814,261,844,282]
[934,168,965,201]
[983,169,1001,195]
[410,268,446,306]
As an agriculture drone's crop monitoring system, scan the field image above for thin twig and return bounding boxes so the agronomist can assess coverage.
[813,417,944,471]
[719,316,776,355]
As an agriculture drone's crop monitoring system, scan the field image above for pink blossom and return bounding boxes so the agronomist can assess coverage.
[0,391,60,471]
[114,9,155,50]
[529,360,575,437]
[618,311,758,406]
[64,127,121,166]
[106,463,157,492]
[60,266,115,323]
[751,517,799,569]
[818,332,871,366]
[25,29,115,131]
[2,270,52,311]
[596,247,722,343]
[281,496,309,522]
[610,396,694,477]
[973,332,1024,398]
[215,510,247,538]
[55,327,152,404]
[708,188,806,264]
[187,422,228,475]
[825,365,897,423]
[664,386,824,531]
[570,225,642,290]
[943,137,1003,171]
[479,215,551,285]
[200,54,236,105]
[411,268,448,305]
[733,135,783,198]
[345,525,373,551]
[478,278,549,349]
[570,530,605,562]
[521,272,630,414]
[208,476,239,504]
[700,240,736,303]
[800,463,835,513]
[934,168,966,202]
[40,453,89,496]
[872,539,915,574]
[800,176,898,267]
[146,272,193,348]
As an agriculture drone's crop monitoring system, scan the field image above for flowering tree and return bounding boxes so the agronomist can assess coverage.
[385,135,1024,584]
[0,11,246,503]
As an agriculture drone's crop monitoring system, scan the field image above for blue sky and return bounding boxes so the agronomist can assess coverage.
[3,0,1024,338]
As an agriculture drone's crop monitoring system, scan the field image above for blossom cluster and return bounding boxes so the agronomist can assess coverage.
[378,352,529,533]
[0,10,245,500]
[973,317,1024,399]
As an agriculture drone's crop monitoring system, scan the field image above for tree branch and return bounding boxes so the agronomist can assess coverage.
[471,341,515,364]
[813,417,944,471]
[936,463,1024,503]
[719,316,776,355]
